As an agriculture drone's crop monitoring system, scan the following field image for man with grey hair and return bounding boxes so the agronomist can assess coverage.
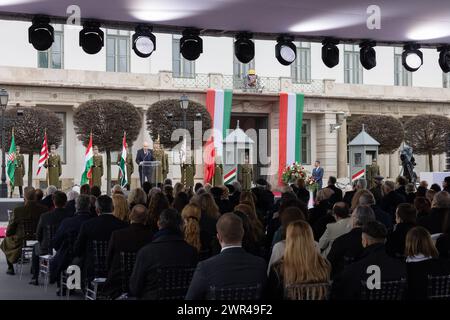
[111,184,124,195]
[327,205,376,277]
[418,190,450,234]
[41,185,58,210]
[65,190,79,216]
[358,191,392,229]
[380,180,406,220]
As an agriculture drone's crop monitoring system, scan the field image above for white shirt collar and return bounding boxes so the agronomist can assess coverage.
[406,254,433,263]
[221,245,242,252]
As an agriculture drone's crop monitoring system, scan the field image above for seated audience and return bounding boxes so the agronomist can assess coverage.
[35,188,44,202]
[327,205,376,278]
[319,202,352,257]
[104,205,153,299]
[234,203,265,256]
[211,186,233,214]
[326,176,343,206]
[142,181,152,195]
[79,184,91,195]
[380,180,406,220]
[291,178,310,205]
[163,178,172,186]
[418,191,450,234]
[396,176,408,198]
[197,193,220,255]
[386,203,417,259]
[357,190,392,230]
[430,184,442,193]
[414,197,431,219]
[129,208,197,299]
[194,182,203,194]
[444,176,450,193]
[65,190,79,216]
[369,176,384,205]
[332,221,406,300]
[435,209,450,258]
[146,191,170,231]
[405,226,450,299]
[41,185,57,210]
[181,204,202,252]
[251,179,275,222]
[426,189,436,205]
[343,180,358,206]
[163,185,175,204]
[405,183,416,204]
[90,186,101,198]
[308,188,334,227]
[186,213,266,300]
[267,220,331,300]
[173,192,189,213]
[1,187,47,275]
[112,194,130,222]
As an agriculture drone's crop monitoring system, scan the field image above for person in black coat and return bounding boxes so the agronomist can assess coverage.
[436,212,450,259]
[386,203,417,259]
[129,209,198,299]
[418,191,450,234]
[186,213,267,300]
[308,189,332,227]
[326,176,343,207]
[135,142,154,187]
[327,205,376,278]
[40,185,57,210]
[332,221,407,300]
[357,191,393,230]
[50,194,95,286]
[251,180,275,222]
[405,226,450,299]
[104,205,154,299]
[380,181,407,221]
[74,195,128,281]
[65,190,78,217]
[31,191,71,284]
[291,178,310,205]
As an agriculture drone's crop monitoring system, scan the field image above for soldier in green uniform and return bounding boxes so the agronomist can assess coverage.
[153,137,169,185]
[117,147,133,190]
[366,158,380,189]
[11,145,25,198]
[181,153,195,190]
[212,155,224,187]
[91,145,103,188]
[239,153,253,191]
[44,144,62,189]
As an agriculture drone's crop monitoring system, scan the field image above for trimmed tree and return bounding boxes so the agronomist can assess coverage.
[73,100,142,195]
[4,107,63,187]
[348,115,404,154]
[146,99,211,149]
[404,114,450,171]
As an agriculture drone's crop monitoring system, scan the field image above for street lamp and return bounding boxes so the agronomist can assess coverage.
[0,88,9,198]
[179,94,189,130]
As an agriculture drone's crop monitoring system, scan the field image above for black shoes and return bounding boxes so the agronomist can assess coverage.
[6,268,15,275]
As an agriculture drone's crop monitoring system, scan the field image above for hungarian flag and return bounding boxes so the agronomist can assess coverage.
[81,133,93,185]
[6,130,16,187]
[36,131,49,175]
[204,88,232,183]
[118,132,128,188]
[203,136,215,184]
[278,93,305,185]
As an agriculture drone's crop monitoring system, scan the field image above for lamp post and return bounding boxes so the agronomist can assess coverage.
[0,89,9,198]
[179,94,189,130]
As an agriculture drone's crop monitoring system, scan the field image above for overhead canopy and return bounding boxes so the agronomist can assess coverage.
[1,0,450,46]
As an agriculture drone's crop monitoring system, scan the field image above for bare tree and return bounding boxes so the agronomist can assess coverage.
[404,114,450,171]
[4,107,63,187]
[73,100,142,194]
[146,99,211,149]
[348,115,404,154]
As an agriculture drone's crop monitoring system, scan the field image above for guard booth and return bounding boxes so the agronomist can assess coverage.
[223,121,255,184]
[348,126,380,182]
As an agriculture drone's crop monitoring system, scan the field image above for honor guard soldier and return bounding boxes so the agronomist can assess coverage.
[11,145,25,197]
[91,145,103,188]
[44,144,62,189]
[239,154,253,191]
[153,136,169,185]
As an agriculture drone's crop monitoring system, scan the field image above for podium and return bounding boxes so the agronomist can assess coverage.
[139,160,161,186]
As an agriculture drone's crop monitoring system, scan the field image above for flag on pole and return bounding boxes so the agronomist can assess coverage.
[278,93,305,185]
[81,133,94,185]
[6,129,17,187]
[203,136,215,184]
[37,131,49,175]
[118,132,128,188]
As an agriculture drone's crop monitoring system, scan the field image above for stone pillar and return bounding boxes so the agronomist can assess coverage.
[389,151,399,179]
[337,118,348,179]
[316,113,338,179]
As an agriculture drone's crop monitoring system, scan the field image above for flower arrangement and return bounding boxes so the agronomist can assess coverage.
[281,162,308,184]
[305,176,319,192]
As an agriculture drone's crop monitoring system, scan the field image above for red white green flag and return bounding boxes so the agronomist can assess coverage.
[278,93,305,185]
[81,133,93,185]
[118,132,128,188]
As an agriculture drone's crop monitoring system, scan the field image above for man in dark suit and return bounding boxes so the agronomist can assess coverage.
[104,205,154,298]
[50,194,94,287]
[129,208,198,299]
[327,205,376,278]
[332,221,406,299]
[186,213,267,300]
[135,141,154,187]
[443,176,450,193]
[380,180,406,222]
[418,191,450,234]
[358,192,393,230]
[386,203,417,258]
[65,190,78,217]
[30,191,71,285]
[312,160,324,189]
[0,187,48,275]
[251,179,275,222]
[370,176,384,205]
[74,195,128,281]
[326,176,343,206]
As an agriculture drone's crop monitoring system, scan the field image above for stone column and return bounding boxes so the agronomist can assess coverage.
[389,151,399,179]
[316,113,338,179]
[337,118,348,179]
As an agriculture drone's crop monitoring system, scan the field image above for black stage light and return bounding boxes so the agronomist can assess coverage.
[235,32,254,64]
[360,41,377,70]
[28,16,54,51]
[275,35,296,66]
[438,46,450,73]
[402,43,423,72]
[132,25,156,58]
[322,39,339,68]
[180,28,203,61]
[79,21,104,55]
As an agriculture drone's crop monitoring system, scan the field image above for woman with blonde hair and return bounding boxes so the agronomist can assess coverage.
[112,194,130,222]
[267,220,331,300]
[173,182,185,197]
[181,204,202,252]
[127,188,147,209]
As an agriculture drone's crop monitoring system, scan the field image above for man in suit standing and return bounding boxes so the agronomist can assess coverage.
[135,142,154,187]
[186,213,267,300]
[129,208,198,299]
[312,160,324,189]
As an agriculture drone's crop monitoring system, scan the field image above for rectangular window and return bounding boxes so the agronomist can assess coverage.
[233,54,255,80]
[55,112,66,164]
[291,42,311,83]
[394,47,412,86]
[106,30,130,72]
[344,44,363,84]
[38,27,63,69]
[301,119,311,165]
[172,35,195,78]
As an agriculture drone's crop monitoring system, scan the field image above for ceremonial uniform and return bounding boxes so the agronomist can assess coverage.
[12,153,25,197]
[45,153,62,189]
[181,161,195,189]
[212,163,223,187]
[91,154,103,188]
[239,164,253,191]
[153,149,169,185]
[366,163,380,189]
[117,153,134,190]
